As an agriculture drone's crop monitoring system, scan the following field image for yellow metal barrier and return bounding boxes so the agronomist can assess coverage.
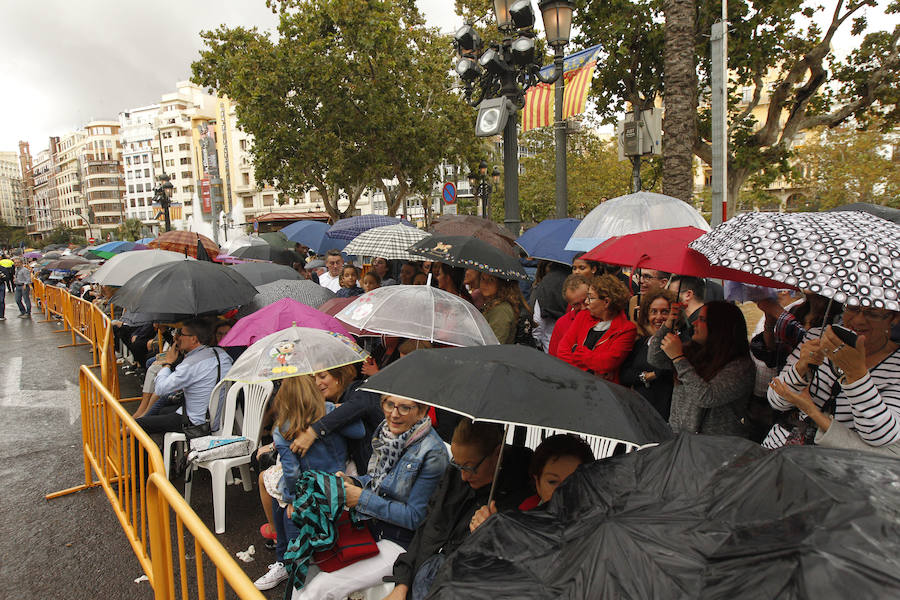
[147,473,266,600]
[63,295,100,363]
[44,307,264,599]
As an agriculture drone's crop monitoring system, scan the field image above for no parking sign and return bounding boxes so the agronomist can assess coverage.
[442,182,457,205]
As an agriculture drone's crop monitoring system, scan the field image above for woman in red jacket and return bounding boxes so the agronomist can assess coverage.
[557,274,636,383]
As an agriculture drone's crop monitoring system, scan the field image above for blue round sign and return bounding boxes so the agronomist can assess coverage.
[442,182,457,205]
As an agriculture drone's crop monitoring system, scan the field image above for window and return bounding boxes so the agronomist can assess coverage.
[130,199,136,208]
[125,157,131,165]
[179,157,191,165]
[243,196,254,209]
[240,139,248,151]
[142,155,149,163]
[242,172,250,185]
[181,171,191,180]
[136,184,143,193]
[178,143,190,151]
[263,194,274,206]
[183,186,194,194]
[128,185,134,193]
[144,168,150,177]
[741,86,754,104]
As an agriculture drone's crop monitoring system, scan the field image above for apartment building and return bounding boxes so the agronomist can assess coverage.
[0,151,26,227]
[29,143,58,238]
[80,121,126,237]
[120,103,161,229]
[54,130,87,231]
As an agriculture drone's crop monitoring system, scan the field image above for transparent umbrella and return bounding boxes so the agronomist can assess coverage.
[223,326,368,384]
[565,191,711,252]
[335,285,499,347]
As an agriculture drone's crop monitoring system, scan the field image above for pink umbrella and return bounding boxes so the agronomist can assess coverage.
[219,297,351,346]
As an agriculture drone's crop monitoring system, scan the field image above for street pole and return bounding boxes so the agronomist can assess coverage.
[502,112,520,235]
[710,5,728,226]
[553,46,568,218]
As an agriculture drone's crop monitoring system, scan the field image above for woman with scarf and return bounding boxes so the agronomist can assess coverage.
[296,395,449,600]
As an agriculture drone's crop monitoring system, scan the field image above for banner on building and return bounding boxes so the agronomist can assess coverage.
[197,121,219,178]
[520,44,601,133]
[200,178,212,214]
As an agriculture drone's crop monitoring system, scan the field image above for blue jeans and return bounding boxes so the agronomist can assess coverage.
[14,284,30,314]
[0,285,5,318]
[272,497,301,563]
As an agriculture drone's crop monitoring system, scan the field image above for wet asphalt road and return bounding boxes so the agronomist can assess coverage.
[0,292,283,599]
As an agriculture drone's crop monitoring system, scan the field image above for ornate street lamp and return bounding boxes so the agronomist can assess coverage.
[468,160,502,217]
[152,174,175,232]
[454,0,574,232]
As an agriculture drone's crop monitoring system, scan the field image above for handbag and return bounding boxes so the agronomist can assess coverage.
[312,511,379,572]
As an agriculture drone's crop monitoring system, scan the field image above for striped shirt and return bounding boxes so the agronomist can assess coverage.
[763,327,900,449]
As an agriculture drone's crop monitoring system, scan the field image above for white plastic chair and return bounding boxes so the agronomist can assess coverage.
[184,380,274,534]
[162,379,230,479]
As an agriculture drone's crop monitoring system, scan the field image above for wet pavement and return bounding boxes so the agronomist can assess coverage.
[0,291,283,599]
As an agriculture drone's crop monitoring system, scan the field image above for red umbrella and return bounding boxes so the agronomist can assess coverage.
[582,227,792,289]
[149,231,220,259]
[318,297,365,336]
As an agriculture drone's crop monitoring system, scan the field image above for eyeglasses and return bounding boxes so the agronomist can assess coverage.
[381,398,417,416]
[174,329,195,338]
[844,306,893,321]
[584,295,608,304]
[449,448,495,475]
[639,273,663,281]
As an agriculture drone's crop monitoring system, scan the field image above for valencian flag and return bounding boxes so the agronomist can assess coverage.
[521,44,601,133]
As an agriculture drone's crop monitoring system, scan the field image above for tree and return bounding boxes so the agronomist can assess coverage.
[0,220,28,249]
[192,0,475,222]
[43,225,85,247]
[489,124,660,223]
[662,0,697,202]
[791,122,900,208]
[116,218,144,241]
[575,0,900,214]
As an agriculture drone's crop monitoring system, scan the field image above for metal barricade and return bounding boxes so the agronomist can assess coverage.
[147,473,266,600]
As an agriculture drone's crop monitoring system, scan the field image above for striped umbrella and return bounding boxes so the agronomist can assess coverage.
[343,224,431,260]
[148,231,220,259]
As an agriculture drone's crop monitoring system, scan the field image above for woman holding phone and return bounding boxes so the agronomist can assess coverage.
[764,304,900,450]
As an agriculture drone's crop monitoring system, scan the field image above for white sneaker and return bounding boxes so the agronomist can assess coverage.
[254,561,288,590]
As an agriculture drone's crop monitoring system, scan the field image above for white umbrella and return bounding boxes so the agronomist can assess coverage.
[335,285,500,347]
[565,191,710,252]
[343,223,431,261]
[219,234,269,256]
[223,326,368,384]
[87,249,195,286]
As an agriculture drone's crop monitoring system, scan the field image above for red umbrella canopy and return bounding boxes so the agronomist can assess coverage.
[318,297,365,336]
[583,227,792,289]
[149,231,220,259]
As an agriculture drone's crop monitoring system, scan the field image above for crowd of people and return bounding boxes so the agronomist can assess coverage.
[16,235,900,598]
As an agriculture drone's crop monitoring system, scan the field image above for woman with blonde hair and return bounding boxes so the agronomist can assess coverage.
[254,375,365,591]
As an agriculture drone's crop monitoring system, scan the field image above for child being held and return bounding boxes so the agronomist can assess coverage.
[335,264,364,298]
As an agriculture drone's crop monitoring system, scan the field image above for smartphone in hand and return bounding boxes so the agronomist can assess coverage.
[831,325,858,347]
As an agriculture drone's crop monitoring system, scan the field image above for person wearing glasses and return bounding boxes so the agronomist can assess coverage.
[557,274,637,384]
[627,269,670,323]
[382,420,533,600]
[134,319,232,434]
[764,304,900,450]
[293,395,448,600]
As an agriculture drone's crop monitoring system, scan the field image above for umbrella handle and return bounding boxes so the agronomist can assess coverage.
[486,424,509,508]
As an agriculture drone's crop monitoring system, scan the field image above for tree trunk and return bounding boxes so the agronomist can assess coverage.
[662,0,697,203]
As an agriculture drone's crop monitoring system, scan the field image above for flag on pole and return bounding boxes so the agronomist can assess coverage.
[521,44,601,133]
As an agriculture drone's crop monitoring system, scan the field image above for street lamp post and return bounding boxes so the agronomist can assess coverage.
[152,174,175,232]
[454,0,574,234]
[468,160,501,217]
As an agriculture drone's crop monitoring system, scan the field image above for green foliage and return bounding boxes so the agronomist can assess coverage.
[489,124,660,224]
[575,0,900,206]
[42,225,86,247]
[192,0,476,220]
[0,220,28,249]
[791,123,900,208]
[116,218,145,242]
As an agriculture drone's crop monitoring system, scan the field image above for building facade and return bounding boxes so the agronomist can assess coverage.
[120,103,161,231]
[54,130,87,232]
[0,151,26,227]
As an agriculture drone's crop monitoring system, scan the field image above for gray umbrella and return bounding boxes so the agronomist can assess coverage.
[230,262,302,287]
[238,279,336,317]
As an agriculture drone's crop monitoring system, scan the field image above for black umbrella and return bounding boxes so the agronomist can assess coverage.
[111,260,258,316]
[361,345,671,446]
[429,434,900,600]
[230,245,303,265]
[827,202,900,224]
[408,235,531,281]
[230,262,302,287]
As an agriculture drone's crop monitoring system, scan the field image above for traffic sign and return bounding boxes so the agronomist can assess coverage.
[88,237,96,244]
[442,182,457,205]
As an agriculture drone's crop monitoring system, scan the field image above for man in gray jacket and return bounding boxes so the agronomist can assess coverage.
[13,258,31,317]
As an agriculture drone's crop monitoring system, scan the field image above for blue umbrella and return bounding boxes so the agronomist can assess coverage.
[515,218,581,265]
[94,240,135,253]
[327,215,414,241]
[137,237,156,244]
[280,220,349,254]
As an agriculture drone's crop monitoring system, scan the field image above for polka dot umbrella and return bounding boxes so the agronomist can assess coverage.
[688,211,900,311]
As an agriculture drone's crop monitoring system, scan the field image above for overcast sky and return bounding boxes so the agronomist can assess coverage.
[1,1,896,154]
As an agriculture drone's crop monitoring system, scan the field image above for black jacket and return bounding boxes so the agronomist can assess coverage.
[311,380,384,473]
[387,444,534,587]
[620,335,674,420]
